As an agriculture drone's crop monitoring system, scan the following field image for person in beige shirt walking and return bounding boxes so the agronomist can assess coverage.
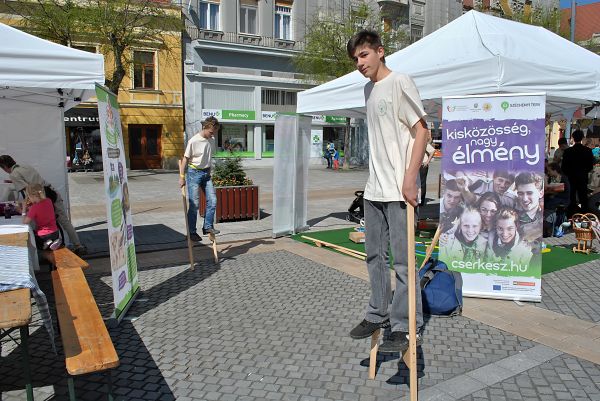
[178,117,220,242]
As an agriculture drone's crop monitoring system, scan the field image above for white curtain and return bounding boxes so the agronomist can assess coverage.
[272,114,310,237]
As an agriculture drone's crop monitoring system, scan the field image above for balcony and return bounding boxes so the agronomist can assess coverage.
[186,26,305,52]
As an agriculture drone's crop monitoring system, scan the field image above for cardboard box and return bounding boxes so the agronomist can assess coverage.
[349,231,365,243]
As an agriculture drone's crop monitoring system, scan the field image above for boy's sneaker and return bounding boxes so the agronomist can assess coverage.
[202,227,220,235]
[189,233,202,242]
[350,319,390,339]
[49,238,62,251]
[379,330,423,353]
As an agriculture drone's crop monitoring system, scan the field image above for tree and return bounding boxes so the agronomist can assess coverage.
[293,3,408,169]
[294,3,408,84]
[7,0,182,94]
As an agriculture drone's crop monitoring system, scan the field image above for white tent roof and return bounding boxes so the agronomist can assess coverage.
[0,22,104,109]
[0,22,105,210]
[297,10,600,120]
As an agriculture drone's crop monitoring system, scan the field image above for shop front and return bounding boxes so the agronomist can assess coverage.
[201,108,353,162]
[64,107,103,171]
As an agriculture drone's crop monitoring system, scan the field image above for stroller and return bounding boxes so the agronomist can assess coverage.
[346,190,364,224]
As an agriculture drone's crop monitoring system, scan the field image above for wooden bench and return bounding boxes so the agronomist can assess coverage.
[52,247,89,270]
[52,265,119,400]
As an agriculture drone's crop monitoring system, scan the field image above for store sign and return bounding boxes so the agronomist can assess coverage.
[262,111,296,121]
[262,111,278,121]
[64,107,100,127]
[202,109,222,119]
[260,112,340,124]
[202,109,255,121]
[325,115,346,124]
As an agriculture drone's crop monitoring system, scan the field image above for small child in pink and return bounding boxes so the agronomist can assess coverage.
[22,184,62,251]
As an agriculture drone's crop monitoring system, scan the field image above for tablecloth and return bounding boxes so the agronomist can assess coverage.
[0,223,40,271]
[0,244,55,352]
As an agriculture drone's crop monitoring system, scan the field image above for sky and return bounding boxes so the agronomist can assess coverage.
[559,0,600,8]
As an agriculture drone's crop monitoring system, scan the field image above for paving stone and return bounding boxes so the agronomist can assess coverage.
[4,249,600,400]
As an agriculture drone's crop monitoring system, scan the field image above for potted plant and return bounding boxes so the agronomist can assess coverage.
[199,157,259,222]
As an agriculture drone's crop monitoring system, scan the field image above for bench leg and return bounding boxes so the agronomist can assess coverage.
[68,377,76,401]
[106,370,115,401]
[20,326,34,401]
[368,329,380,380]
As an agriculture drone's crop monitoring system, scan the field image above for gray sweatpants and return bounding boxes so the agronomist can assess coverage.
[364,199,424,332]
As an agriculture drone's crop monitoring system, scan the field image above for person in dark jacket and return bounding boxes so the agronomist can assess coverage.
[561,130,595,213]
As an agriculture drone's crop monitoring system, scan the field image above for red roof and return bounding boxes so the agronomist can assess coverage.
[561,2,600,41]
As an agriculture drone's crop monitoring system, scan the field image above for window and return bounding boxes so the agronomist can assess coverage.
[72,45,97,53]
[261,89,296,106]
[199,0,220,30]
[133,51,155,90]
[274,6,291,40]
[411,26,423,42]
[240,4,257,34]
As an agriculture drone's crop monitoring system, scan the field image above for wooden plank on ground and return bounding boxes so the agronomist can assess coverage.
[52,268,119,375]
[300,235,366,260]
[0,288,31,329]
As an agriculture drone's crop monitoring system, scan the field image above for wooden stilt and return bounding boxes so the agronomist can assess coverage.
[406,203,418,401]
[178,160,195,271]
[368,329,380,380]
[209,233,218,263]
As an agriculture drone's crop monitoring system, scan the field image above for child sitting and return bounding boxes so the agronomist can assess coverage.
[22,183,62,251]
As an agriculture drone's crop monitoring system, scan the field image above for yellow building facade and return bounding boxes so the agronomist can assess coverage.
[1,3,184,171]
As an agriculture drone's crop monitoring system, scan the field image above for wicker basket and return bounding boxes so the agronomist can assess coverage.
[571,213,598,254]
[572,213,597,241]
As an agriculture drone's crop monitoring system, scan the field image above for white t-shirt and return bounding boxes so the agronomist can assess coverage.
[423,143,435,164]
[184,134,214,169]
[363,72,427,201]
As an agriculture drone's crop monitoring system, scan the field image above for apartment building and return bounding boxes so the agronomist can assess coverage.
[182,0,426,162]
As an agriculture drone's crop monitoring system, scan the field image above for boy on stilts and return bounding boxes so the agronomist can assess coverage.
[347,30,428,352]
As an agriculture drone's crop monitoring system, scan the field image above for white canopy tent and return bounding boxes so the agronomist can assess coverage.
[297,10,600,120]
[0,22,104,203]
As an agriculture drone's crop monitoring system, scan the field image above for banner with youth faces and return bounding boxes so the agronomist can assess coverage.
[439,93,546,302]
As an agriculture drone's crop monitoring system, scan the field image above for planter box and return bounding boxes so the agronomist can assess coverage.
[199,185,259,222]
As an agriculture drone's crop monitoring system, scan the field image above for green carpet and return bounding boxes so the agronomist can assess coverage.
[292,228,599,275]
[541,245,600,274]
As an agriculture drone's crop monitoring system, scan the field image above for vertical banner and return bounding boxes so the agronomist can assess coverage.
[96,85,140,319]
[440,93,546,301]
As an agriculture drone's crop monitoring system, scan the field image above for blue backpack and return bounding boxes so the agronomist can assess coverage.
[419,259,463,316]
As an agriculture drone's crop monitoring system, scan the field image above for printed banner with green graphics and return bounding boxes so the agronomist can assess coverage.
[96,85,140,319]
[440,93,546,302]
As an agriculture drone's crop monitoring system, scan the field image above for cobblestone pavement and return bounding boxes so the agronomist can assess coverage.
[3,250,600,400]
[539,258,600,323]
[461,354,600,401]
[4,163,600,400]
